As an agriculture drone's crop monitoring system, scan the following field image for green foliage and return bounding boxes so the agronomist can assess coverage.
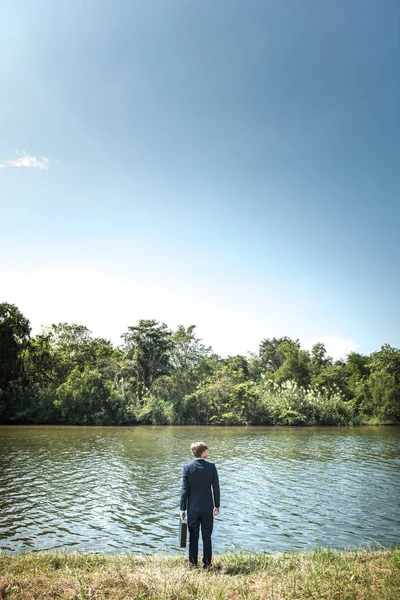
[135,394,172,425]
[259,336,300,371]
[121,320,173,396]
[0,303,399,426]
[367,345,400,422]
[55,368,115,425]
[182,362,269,425]
[259,337,311,387]
[0,303,31,418]
[258,378,356,426]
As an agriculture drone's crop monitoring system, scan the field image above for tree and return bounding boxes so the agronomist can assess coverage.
[342,352,370,410]
[24,323,116,388]
[54,368,115,424]
[259,337,311,386]
[169,325,211,373]
[157,325,213,423]
[273,343,311,388]
[0,303,31,391]
[16,324,119,424]
[0,303,31,419]
[121,320,173,397]
[222,355,251,380]
[309,344,349,396]
[182,359,269,426]
[367,345,400,422]
[259,337,300,372]
[310,343,331,374]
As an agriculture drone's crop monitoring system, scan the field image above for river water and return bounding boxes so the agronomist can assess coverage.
[0,425,399,555]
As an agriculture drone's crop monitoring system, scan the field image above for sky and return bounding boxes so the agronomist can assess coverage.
[1,0,399,360]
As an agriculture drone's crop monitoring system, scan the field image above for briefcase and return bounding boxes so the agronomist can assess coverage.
[179,515,187,548]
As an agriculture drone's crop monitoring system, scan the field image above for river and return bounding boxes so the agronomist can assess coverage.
[0,425,399,554]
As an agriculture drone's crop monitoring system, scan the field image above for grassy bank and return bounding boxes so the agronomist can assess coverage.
[0,549,399,600]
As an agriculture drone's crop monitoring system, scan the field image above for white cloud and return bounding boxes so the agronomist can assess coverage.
[302,336,359,360]
[0,151,50,170]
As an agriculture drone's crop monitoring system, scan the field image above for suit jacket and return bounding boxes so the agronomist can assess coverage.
[180,458,220,513]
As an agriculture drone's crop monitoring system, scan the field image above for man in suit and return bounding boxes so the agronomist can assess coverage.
[180,441,220,568]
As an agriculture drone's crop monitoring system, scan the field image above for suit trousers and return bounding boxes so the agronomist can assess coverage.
[188,510,214,566]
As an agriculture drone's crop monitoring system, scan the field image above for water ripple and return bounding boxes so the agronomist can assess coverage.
[0,425,399,554]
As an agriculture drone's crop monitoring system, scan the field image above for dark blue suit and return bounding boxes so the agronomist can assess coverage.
[180,458,220,566]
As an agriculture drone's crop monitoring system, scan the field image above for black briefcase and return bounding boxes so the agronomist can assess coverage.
[179,516,187,548]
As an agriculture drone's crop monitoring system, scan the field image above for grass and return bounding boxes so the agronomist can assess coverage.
[0,548,399,599]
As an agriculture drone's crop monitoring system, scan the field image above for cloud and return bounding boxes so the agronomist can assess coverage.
[303,336,359,360]
[0,151,50,170]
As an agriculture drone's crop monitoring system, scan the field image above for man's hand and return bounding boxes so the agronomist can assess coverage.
[180,510,186,519]
[213,507,220,516]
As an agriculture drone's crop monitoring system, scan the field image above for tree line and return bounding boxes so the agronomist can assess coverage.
[0,302,399,426]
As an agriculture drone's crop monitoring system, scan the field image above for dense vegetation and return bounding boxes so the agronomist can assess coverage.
[1,549,399,600]
[0,302,399,426]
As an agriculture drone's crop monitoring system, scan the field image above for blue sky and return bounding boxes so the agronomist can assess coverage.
[1,0,399,359]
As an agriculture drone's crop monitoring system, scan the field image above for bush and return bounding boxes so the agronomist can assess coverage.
[258,378,356,426]
[55,368,114,425]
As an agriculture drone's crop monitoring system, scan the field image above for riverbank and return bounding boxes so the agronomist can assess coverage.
[1,420,399,426]
[0,549,398,599]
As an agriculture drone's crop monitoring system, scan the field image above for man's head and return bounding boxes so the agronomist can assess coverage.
[191,441,208,458]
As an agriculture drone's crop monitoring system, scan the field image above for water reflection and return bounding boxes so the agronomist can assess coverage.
[0,425,399,554]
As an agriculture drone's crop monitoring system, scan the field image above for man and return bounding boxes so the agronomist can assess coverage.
[180,441,220,568]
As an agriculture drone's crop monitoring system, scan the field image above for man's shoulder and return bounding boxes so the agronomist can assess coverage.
[183,459,216,469]
[201,460,217,470]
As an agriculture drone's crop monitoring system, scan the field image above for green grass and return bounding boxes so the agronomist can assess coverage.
[0,548,399,599]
